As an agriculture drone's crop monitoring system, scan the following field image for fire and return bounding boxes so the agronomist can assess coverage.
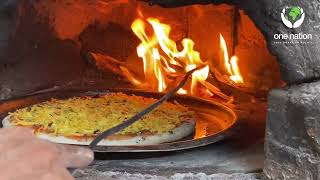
[122,17,243,97]
[191,65,209,95]
[152,48,167,92]
[219,34,243,84]
[230,56,243,83]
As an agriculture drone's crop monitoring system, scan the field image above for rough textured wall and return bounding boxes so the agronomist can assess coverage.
[0,0,16,59]
[0,0,131,100]
[239,1,320,179]
[235,1,320,179]
[238,0,320,84]
[0,0,18,99]
[0,1,15,53]
[235,10,282,91]
[265,82,320,179]
[31,0,128,40]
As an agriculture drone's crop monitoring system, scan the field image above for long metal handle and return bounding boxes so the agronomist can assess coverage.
[88,67,202,149]
[69,67,202,175]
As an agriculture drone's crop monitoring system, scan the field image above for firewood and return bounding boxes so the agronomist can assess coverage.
[86,52,126,76]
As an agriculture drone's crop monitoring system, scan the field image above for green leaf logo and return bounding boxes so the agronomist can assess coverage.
[281,6,305,28]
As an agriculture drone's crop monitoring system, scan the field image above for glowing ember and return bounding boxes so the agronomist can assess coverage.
[122,17,243,97]
[178,88,187,95]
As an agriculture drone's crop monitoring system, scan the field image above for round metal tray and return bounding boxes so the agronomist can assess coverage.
[0,88,237,152]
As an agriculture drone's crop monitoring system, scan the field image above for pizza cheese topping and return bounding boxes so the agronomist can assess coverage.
[10,93,193,137]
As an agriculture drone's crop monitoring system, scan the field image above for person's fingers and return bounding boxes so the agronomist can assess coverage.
[1,142,75,180]
[0,127,35,160]
[16,139,91,169]
[0,127,34,144]
[0,128,93,168]
[0,127,34,137]
[55,144,94,168]
[5,136,53,160]
[0,142,57,180]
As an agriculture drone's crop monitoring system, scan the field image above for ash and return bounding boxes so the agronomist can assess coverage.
[74,169,261,180]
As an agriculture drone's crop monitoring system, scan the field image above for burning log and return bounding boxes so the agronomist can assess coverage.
[87,50,232,101]
[86,52,125,76]
[86,16,269,104]
[209,66,271,98]
[202,81,232,101]
[86,16,239,103]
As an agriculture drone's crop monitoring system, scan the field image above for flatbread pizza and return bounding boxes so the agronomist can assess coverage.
[2,93,195,146]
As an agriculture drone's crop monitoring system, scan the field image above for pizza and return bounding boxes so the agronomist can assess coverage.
[2,93,195,146]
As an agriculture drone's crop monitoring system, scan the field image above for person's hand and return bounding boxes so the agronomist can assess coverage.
[0,127,94,180]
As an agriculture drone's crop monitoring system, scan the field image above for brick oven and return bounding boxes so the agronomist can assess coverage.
[0,0,319,179]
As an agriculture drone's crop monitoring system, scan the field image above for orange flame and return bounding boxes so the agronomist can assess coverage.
[191,65,209,95]
[230,56,243,83]
[152,48,167,92]
[123,17,242,98]
[219,33,243,84]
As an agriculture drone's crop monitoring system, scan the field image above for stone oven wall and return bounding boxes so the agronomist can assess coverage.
[266,82,320,179]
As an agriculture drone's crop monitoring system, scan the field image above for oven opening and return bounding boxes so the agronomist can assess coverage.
[1,0,283,154]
